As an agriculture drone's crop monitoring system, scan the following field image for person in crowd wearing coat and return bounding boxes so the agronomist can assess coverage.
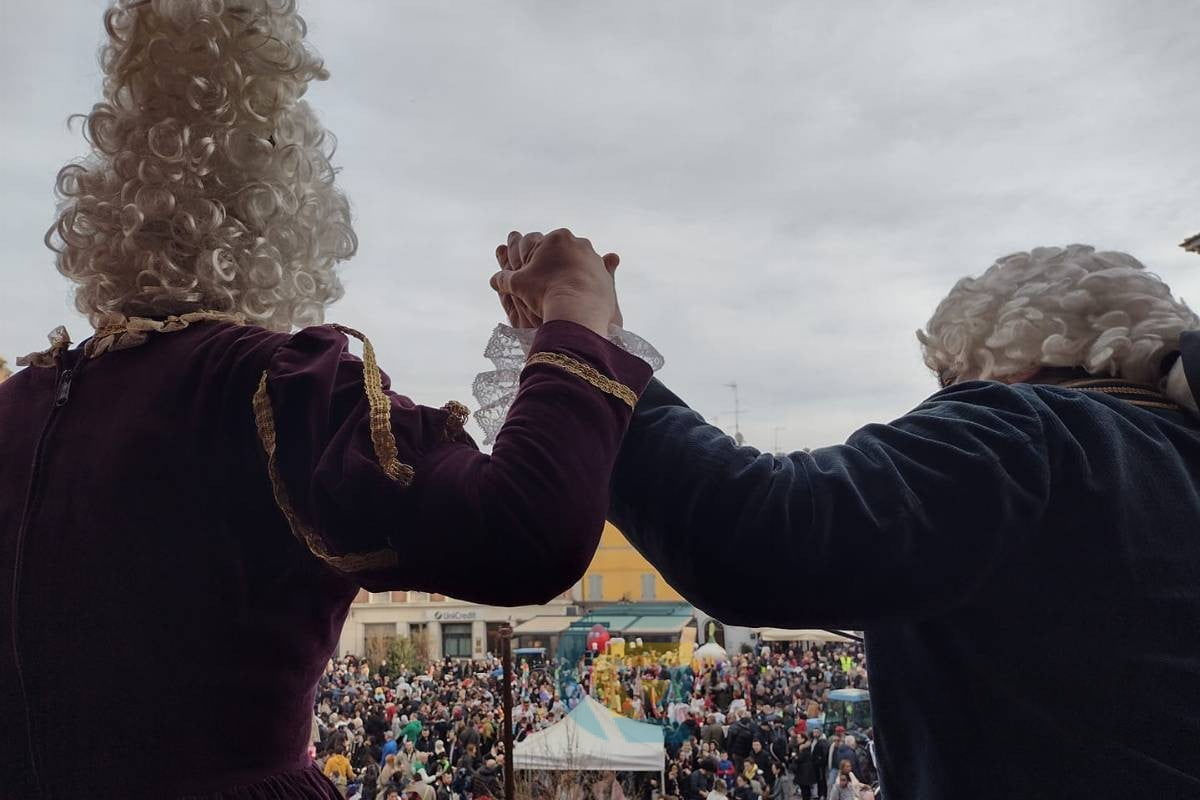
[731,774,758,800]
[359,762,380,800]
[471,757,504,800]
[810,733,830,800]
[396,739,421,782]
[750,741,773,787]
[687,759,716,800]
[828,773,858,800]
[380,731,399,767]
[833,736,860,778]
[788,733,818,800]
[324,744,355,794]
[702,714,727,752]
[377,754,400,797]
[726,713,756,772]
[769,763,795,800]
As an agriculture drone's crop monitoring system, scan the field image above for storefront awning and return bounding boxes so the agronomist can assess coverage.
[622,616,694,635]
[512,616,580,636]
[758,628,855,643]
[573,615,640,632]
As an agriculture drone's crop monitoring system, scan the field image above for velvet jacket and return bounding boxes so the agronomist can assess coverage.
[611,374,1200,799]
[0,316,651,799]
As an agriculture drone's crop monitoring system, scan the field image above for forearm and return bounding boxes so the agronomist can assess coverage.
[610,379,821,625]
[409,321,652,605]
[610,379,1051,628]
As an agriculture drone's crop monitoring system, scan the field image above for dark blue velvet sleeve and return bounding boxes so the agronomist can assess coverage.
[609,378,1054,629]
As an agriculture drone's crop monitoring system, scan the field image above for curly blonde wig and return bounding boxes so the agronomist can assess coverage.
[47,0,356,331]
[917,245,1199,389]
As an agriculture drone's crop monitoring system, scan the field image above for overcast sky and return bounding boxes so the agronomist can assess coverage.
[2,0,1198,451]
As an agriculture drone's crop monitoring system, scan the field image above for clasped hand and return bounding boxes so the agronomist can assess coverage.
[490,228,623,337]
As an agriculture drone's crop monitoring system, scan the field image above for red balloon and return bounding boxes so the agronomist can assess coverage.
[586,625,612,652]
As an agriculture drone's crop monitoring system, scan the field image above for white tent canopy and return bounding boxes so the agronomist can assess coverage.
[513,696,664,772]
[758,628,855,643]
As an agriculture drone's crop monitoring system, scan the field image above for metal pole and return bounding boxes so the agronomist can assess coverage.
[500,625,516,800]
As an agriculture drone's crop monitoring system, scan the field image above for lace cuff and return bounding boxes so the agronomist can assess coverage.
[472,323,665,444]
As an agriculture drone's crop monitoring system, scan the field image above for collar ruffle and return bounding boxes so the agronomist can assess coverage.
[17,311,243,367]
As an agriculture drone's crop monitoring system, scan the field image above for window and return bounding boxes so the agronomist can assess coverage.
[408,623,428,645]
[368,592,390,603]
[641,573,657,600]
[443,623,473,659]
[587,574,604,601]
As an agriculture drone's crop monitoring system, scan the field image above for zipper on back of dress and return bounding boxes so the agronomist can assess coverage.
[11,348,81,796]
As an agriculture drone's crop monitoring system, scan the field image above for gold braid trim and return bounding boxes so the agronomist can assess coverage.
[442,401,470,441]
[328,324,415,486]
[16,326,72,368]
[524,352,638,409]
[1060,379,1183,412]
[1126,399,1184,411]
[253,372,400,574]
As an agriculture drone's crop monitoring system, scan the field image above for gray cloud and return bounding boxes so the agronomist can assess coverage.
[3,0,1198,451]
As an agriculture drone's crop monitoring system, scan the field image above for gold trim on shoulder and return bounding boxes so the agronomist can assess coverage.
[442,401,470,441]
[524,351,638,409]
[1060,378,1183,412]
[17,326,72,368]
[86,311,244,358]
[328,324,416,485]
[252,371,400,574]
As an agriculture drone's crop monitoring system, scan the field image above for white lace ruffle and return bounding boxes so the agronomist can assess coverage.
[472,323,665,444]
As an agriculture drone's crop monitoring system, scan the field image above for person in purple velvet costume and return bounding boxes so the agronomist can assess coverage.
[0,2,651,797]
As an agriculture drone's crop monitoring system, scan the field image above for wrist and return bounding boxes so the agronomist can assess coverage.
[542,295,612,338]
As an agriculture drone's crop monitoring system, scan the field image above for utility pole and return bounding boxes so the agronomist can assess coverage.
[500,624,515,800]
[724,382,744,445]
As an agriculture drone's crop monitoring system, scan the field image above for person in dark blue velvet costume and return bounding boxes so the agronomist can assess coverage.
[495,242,1200,800]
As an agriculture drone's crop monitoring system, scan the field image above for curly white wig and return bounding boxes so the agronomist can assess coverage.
[47,0,356,331]
[917,245,1199,391]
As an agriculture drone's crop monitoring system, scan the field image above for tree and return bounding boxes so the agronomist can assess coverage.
[379,635,432,679]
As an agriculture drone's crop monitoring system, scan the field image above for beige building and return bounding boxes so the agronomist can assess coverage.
[338,523,690,661]
[0,357,11,383]
[339,589,576,663]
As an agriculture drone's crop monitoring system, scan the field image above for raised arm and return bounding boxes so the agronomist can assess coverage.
[258,321,650,607]
[609,378,1053,629]
[404,320,651,604]
[256,229,650,606]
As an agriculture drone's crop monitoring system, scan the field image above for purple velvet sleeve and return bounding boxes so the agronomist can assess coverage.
[265,320,652,605]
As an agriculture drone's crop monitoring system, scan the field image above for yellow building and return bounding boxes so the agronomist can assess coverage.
[577,522,683,603]
[0,357,10,383]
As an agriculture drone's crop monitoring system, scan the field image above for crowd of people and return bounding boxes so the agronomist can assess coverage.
[311,642,876,800]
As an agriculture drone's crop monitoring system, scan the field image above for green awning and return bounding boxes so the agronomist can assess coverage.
[573,615,640,632]
[622,616,694,635]
[512,616,580,635]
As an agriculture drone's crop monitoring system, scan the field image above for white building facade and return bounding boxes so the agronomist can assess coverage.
[338,589,579,662]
